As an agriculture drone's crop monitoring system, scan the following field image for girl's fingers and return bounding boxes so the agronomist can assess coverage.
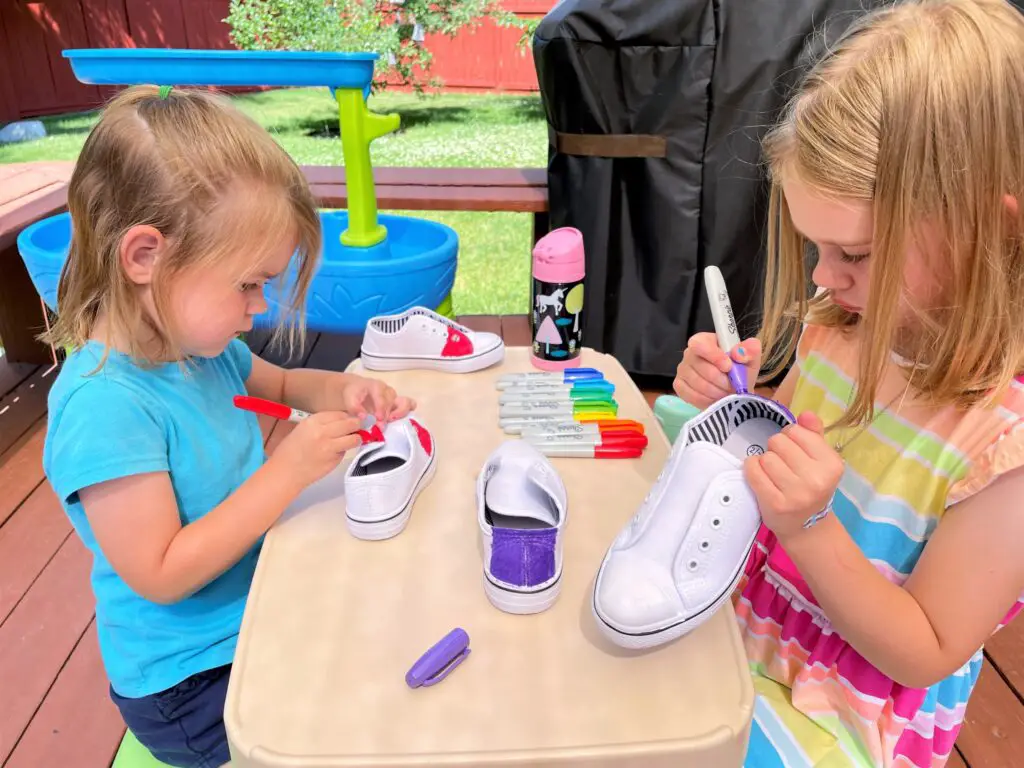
[759,451,799,493]
[677,365,729,405]
[745,456,786,509]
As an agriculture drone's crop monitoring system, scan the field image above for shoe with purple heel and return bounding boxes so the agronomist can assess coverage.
[476,441,568,615]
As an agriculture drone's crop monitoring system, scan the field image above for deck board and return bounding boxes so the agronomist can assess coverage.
[0,421,45,526]
[957,660,1024,767]
[0,535,95,764]
[0,315,1020,767]
[0,356,38,401]
[4,620,125,768]
[985,619,1024,706]
[0,363,57,457]
[0,482,70,624]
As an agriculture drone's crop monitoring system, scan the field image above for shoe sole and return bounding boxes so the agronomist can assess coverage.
[360,344,505,374]
[591,536,755,650]
[346,449,437,541]
[483,569,562,615]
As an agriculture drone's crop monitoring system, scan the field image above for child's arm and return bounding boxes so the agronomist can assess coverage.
[244,354,415,422]
[78,410,363,604]
[747,413,1024,689]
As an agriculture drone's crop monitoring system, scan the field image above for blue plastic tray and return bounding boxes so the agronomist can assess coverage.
[63,49,377,89]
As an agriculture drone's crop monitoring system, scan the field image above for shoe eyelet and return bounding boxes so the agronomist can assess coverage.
[711,518,722,529]
[687,559,699,572]
[699,540,710,551]
[721,494,733,505]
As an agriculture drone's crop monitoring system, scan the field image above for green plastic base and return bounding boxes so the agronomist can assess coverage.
[435,292,455,320]
[653,395,702,444]
[112,729,174,768]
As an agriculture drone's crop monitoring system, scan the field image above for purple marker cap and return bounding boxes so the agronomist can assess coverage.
[728,365,749,396]
[405,628,471,689]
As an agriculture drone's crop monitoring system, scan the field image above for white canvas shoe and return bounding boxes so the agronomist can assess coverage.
[477,441,568,615]
[360,307,505,373]
[344,417,437,541]
[593,395,793,649]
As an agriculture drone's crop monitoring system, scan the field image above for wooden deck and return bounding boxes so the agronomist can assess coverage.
[0,317,1021,767]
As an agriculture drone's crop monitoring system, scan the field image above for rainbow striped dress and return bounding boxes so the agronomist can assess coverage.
[736,323,1024,767]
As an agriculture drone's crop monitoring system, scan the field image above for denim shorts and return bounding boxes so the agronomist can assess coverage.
[109,664,232,768]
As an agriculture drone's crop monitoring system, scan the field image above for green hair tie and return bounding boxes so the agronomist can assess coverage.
[158,85,173,100]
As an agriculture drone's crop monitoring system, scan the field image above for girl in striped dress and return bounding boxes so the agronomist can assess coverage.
[673,1,1024,765]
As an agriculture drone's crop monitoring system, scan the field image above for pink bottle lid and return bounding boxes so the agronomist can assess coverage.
[533,227,585,283]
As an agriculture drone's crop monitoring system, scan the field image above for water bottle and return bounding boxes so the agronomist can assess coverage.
[530,227,585,370]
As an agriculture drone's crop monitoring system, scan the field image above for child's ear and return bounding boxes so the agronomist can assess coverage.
[119,225,165,285]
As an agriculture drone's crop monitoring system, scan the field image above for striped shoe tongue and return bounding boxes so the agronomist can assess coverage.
[686,396,793,461]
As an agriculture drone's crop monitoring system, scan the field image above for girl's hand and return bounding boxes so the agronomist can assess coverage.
[336,375,417,423]
[674,333,762,409]
[743,412,844,543]
[270,412,364,490]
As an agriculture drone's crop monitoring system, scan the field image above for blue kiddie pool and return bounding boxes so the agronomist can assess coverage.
[19,48,459,333]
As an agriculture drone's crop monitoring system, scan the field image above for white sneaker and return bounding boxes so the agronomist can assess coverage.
[344,417,437,540]
[360,307,505,373]
[593,395,793,649]
[476,441,568,614]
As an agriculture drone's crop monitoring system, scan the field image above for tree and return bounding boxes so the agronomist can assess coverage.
[565,283,584,334]
[226,0,536,93]
[535,315,561,354]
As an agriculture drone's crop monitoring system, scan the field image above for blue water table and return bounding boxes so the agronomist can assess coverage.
[16,49,458,332]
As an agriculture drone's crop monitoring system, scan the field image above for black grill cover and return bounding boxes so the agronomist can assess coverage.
[533,0,886,379]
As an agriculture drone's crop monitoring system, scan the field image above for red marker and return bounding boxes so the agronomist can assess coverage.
[536,445,644,459]
[524,433,649,450]
[233,395,384,444]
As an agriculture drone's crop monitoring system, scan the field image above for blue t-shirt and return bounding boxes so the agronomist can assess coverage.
[43,338,264,698]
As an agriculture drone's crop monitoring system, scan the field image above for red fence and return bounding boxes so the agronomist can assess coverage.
[0,0,552,123]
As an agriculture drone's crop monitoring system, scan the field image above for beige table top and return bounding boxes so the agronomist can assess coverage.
[225,348,754,768]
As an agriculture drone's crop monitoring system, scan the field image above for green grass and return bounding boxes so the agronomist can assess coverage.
[0,88,548,315]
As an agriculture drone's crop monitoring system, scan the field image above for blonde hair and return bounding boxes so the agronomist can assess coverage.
[760,0,1024,427]
[44,85,321,363]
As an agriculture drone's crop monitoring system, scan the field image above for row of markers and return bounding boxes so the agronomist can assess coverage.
[495,367,649,459]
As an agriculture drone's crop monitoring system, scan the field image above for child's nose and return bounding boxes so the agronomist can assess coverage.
[248,290,268,315]
[812,256,852,292]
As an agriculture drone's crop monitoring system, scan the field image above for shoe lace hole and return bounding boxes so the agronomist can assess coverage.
[721,494,732,505]
[687,559,699,572]
[700,540,710,551]
[711,518,722,529]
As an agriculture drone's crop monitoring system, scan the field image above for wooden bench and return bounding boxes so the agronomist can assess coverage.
[0,163,549,365]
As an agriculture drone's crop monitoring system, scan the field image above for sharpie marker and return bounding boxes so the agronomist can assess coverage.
[233,395,384,444]
[499,380,615,398]
[499,401,618,419]
[522,421,645,439]
[496,368,604,390]
[537,445,643,459]
[525,432,649,450]
[501,416,644,435]
[498,391,617,407]
[704,265,748,395]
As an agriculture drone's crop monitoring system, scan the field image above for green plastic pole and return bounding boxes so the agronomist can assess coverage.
[334,88,400,248]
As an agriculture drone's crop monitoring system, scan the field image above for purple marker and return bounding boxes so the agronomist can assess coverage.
[704,265,748,395]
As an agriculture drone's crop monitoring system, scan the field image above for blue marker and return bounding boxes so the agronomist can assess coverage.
[496,367,604,390]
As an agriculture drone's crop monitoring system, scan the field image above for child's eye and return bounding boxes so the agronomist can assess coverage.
[839,250,870,264]
[239,282,260,293]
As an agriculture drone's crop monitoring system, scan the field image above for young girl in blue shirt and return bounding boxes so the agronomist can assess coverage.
[42,85,415,768]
